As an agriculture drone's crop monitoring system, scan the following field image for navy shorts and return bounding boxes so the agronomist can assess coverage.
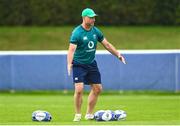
[72,60,101,85]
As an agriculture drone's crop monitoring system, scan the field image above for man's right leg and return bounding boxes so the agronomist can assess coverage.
[73,83,84,121]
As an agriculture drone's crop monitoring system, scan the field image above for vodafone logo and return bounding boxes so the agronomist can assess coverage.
[88,41,94,49]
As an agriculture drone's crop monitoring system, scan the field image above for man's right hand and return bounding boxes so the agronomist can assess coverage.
[67,64,73,76]
[67,43,77,76]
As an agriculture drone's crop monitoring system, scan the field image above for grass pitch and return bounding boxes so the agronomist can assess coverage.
[0,92,179,125]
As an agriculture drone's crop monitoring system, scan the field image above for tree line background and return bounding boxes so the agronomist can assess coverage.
[0,0,179,26]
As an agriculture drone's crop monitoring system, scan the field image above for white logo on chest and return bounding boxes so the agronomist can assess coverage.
[83,36,88,41]
[88,41,94,49]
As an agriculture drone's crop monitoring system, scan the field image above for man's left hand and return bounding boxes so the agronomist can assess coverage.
[118,55,126,64]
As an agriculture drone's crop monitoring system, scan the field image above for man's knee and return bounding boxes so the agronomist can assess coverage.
[92,84,102,95]
[75,83,84,96]
[96,86,102,94]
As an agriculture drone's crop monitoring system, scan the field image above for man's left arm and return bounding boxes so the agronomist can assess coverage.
[101,38,126,64]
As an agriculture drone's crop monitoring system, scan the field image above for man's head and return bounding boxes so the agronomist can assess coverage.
[81,8,97,27]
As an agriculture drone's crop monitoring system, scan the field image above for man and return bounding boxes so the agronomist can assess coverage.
[67,8,126,122]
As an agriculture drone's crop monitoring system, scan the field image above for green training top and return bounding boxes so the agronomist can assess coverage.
[70,25,104,64]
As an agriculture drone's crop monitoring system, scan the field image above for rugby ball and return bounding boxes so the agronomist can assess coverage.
[102,110,115,121]
[94,110,115,121]
[32,110,52,121]
[114,110,127,120]
[94,110,105,121]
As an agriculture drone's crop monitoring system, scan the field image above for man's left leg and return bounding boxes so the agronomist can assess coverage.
[85,84,102,120]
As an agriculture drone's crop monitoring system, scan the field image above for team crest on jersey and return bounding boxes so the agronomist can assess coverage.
[93,34,97,39]
[83,36,88,41]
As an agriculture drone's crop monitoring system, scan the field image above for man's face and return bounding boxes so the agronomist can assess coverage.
[84,16,95,27]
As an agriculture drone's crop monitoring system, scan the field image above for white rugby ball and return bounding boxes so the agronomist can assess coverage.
[94,110,106,121]
[102,110,113,121]
[94,110,115,121]
[114,110,127,120]
[32,110,52,121]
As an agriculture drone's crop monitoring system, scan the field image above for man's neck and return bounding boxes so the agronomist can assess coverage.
[81,23,92,31]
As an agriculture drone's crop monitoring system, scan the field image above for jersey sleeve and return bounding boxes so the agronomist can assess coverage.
[95,27,104,42]
[70,31,78,45]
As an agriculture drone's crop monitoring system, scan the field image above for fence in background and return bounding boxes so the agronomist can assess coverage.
[0,50,179,91]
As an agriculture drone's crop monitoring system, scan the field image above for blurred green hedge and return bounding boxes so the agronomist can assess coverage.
[0,0,179,26]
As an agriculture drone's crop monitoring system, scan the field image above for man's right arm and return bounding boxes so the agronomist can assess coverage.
[67,43,77,76]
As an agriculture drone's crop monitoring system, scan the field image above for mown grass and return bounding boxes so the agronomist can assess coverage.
[0,26,179,50]
[0,92,179,125]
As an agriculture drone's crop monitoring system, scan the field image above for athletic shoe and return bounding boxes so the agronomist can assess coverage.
[73,114,81,122]
[85,113,94,120]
